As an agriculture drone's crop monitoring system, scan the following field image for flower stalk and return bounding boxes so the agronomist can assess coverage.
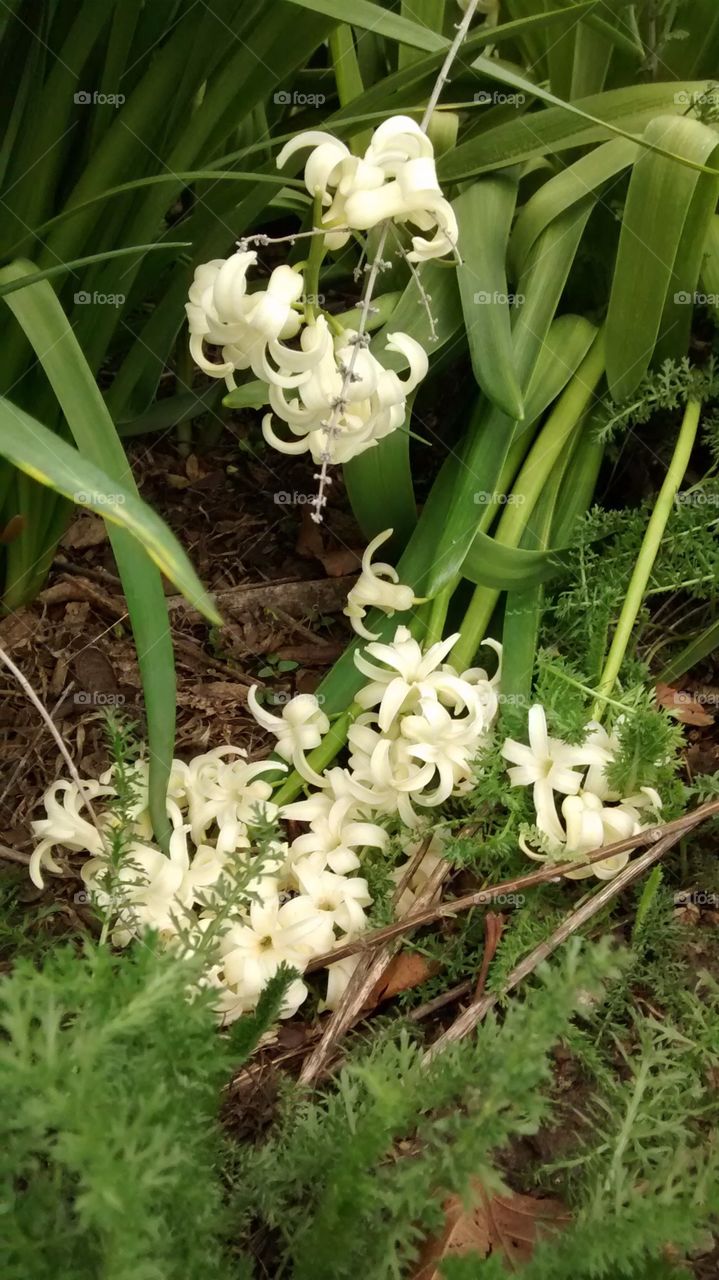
[593,397,703,716]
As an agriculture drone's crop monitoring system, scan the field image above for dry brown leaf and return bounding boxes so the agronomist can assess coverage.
[414,1181,571,1279]
[655,682,714,726]
[366,951,437,1008]
[295,507,325,561]
[60,514,107,550]
[320,546,361,577]
[0,514,26,545]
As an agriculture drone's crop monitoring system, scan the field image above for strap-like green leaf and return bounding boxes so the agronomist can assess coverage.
[284,0,447,51]
[606,115,719,400]
[463,531,572,589]
[440,81,714,181]
[0,397,221,624]
[456,176,525,420]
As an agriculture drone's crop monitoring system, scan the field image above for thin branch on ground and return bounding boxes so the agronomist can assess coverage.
[304,799,719,973]
[423,826,685,1062]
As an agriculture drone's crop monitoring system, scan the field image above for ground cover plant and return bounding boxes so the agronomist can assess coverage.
[2,0,719,1276]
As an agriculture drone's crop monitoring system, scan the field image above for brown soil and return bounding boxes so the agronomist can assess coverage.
[0,435,362,850]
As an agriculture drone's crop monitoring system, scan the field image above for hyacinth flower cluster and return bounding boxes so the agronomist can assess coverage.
[29,540,503,1022]
[502,705,663,880]
[184,116,458,468]
[29,528,665,1022]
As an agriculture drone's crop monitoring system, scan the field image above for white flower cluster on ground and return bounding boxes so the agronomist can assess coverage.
[28,546,501,1023]
[184,114,461,464]
[29,526,665,1025]
[501,705,662,880]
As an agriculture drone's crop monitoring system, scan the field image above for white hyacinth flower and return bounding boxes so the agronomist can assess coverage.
[262,328,427,464]
[186,250,305,390]
[343,529,416,640]
[30,778,112,888]
[323,954,361,1011]
[184,745,283,853]
[218,894,334,1005]
[282,787,388,874]
[501,704,608,846]
[354,625,460,731]
[276,115,458,263]
[81,825,194,946]
[292,863,372,937]
[247,687,329,785]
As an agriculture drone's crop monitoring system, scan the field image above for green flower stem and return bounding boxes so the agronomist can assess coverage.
[593,397,702,718]
[424,578,457,646]
[272,702,362,806]
[304,191,326,324]
[451,334,606,672]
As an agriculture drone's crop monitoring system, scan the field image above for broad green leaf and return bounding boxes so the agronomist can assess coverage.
[284,0,447,51]
[327,3,602,133]
[606,115,719,400]
[119,385,224,437]
[523,315,598,425]
[0,260,190,850]
[463,531,572,589]
[510,137,638,276]
[440,81,715,181]
[456,175,525,420]
[659,618,719,684]
[399,0,445,68]
[222,380,272,411]
[0,397,220,623]
[700,215,719,320]
[0,243,191,298]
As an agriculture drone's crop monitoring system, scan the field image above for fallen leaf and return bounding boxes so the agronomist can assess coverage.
[296,508,324,561]
[655,682,713,726]
[0,514,26,545]
[366,951,437,1007]
[60,514,107,550]
[414,1182,570,1279]
[320,546,361,577]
